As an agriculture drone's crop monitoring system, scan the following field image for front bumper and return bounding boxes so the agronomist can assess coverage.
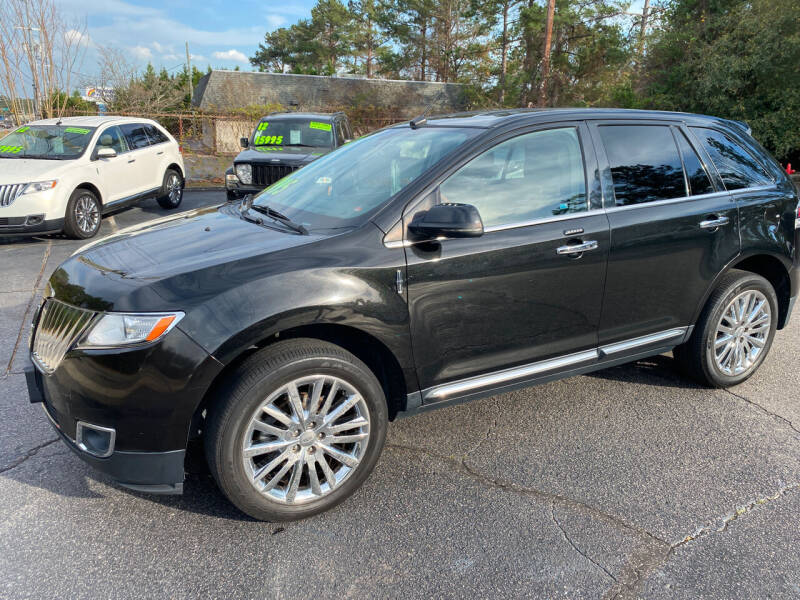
[0,216,63,235]
[24,320,224,493]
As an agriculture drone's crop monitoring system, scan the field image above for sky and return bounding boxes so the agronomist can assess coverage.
[56,0,647,84]
[55,0,318,82]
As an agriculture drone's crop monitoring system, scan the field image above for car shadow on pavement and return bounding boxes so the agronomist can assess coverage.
[587,354,704,390]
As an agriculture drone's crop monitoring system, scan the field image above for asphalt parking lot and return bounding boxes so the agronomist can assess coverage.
[1,190,799,599]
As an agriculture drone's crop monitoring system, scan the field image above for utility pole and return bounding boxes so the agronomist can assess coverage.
[185,42,192,103]
[537,0,556,107]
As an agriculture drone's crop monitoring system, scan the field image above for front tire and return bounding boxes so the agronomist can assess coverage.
[157,169,183,209]
[205,338,388,521]
[63,188,101,239]
[674,269,778,387]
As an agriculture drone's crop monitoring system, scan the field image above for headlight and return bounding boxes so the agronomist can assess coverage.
[235,164,252,185]
[21,180,57,195]
[80,312,184,348]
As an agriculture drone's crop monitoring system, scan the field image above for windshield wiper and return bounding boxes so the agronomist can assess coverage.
[250,204,309,235]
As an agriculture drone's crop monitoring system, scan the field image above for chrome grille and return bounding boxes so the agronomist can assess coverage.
[252,164,297,187]
[0,183,25,207]
[32,299,96,374]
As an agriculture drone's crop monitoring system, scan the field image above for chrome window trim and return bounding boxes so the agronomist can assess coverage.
[421,326,690,402]
[604,190,732,213]
[483,208,605,233]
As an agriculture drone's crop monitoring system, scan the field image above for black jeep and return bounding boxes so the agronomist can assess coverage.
[225,112,353,201]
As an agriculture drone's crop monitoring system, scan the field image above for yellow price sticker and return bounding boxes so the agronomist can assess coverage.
[0,145,22,154]
[309,121,332,132]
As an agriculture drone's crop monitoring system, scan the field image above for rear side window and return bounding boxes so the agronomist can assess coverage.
[440,127,587,228]
[335,121,346,146]
[144,124,169,145]
[599,125,685,206]
[690,127,772,190]
[675,131,715,196]
[121,123,150,150]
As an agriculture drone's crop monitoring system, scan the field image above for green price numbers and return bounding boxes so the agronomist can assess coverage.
[0,145,23,154]
[255,135,283,145]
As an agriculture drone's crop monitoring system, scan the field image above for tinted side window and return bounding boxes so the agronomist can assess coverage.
[440,127,587,228]
[95,126,129,154]
[145,124,169,145]
[675,131,714,196]
[121,123,150,150]
[689,127,772,190]
[599,125,686,206]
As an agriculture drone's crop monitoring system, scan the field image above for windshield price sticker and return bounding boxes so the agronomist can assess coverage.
[257,122,269,131]
[64,127,90,135]
[255,135,283,145]
[15,126,29,133]
[0,145,23,154]
[309,121,332,132]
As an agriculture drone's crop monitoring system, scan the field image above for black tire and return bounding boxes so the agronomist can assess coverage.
[63,188,101,239]
[226,190,239,203]
[157,168,183,209]
[674,269,778,387]
[204,338,388,521]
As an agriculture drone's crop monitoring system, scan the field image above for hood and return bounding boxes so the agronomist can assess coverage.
[235,146,328,165]
[50,205,328,312]
[0,157,71,184]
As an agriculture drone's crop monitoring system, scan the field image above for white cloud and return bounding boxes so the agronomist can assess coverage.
[151,41,167,53]
[131,45,153,60]
[266,14,287,28]
[212,49,249,64]
[65,29,90,47]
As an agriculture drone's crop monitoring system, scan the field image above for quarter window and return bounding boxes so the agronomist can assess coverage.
[599,125,686,206]
[689,127,772,190]
[675,131,714,196]
[121,123,150,150]
[440,127,587,228]
[144,124,169,145]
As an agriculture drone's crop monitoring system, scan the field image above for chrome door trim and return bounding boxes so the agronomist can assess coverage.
[423,349,599,402]
[599,327,688,356]
[699,216,730,229]
[421,326,690,403]
[603,191,731,213]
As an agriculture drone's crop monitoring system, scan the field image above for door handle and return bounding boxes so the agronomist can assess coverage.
[128,158,136,163]
[699,216,729,230]
[556,240,599,255]
[156,151,164,155]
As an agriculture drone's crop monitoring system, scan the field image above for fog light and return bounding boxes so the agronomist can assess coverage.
[25,214,44,226]
[75,421,116,457]
[225,173,239,189]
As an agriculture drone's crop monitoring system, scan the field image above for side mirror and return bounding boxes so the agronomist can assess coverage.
[408,203,484,241]
[240,137,249,148]
[96,147,117,159]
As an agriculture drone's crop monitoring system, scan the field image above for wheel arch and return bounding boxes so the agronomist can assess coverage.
[73,182,103,206]
[188,322,410,448]
[693,252,793,330]
[166,163,184,180]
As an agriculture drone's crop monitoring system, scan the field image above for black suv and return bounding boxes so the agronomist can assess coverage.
[225,111,353,201]
[26,109,799,521]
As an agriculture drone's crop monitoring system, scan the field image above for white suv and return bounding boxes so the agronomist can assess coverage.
[0,116,185,239]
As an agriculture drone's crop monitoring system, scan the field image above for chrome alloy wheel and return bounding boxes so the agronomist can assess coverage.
[243,375,371,505]
[713,289,771,376]
[167,173,182,204]
[75,194,100,234]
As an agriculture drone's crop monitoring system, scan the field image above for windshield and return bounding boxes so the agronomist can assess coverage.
[252,118,336,149]
[253,126,480,231]
[0,125,97,159]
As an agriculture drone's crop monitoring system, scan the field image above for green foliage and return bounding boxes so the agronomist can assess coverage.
[644,0,800,162]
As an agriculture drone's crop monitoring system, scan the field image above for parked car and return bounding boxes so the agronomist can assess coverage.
[0,116,185,239]
[225,111,352,202]
[26,108,798,521]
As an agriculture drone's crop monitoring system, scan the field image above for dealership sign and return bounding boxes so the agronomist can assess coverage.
[82,87,115,103]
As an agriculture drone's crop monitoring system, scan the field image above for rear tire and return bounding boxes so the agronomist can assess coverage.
[157,169,183,209]
[63,188,101,239]
[674,269,778,387]
[204,338,388,521]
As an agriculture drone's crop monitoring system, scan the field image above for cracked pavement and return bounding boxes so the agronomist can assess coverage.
[2,190,800,598]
